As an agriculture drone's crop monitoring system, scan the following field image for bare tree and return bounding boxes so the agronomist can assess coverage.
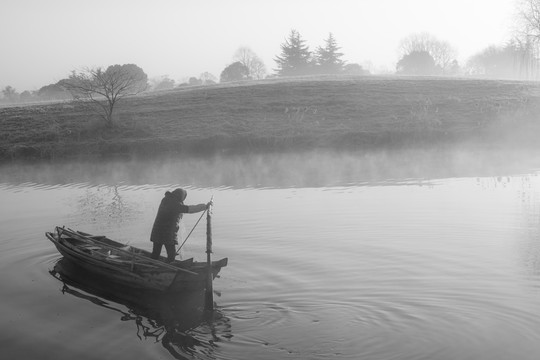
[515,0,540,78]
[1,85,19,103]
[150,75,175,91]
[465,40,539,79]
[399,32,457,73]
[250,58,267,80]
[61,64,148,126]
[234,47,267,79]
[510,37,539,78]
[200,72,217,84]
[518,0,540,41]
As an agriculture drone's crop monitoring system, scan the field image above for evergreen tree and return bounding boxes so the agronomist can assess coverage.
[274,29,312,76]
[315,33,345,74]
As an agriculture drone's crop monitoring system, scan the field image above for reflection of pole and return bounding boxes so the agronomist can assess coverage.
[205,202,214,311]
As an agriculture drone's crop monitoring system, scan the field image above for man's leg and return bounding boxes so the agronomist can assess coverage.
[164,243,176,263]
[151,242,163,259]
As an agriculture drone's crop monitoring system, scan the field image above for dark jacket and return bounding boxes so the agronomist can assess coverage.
[150,191,190,245]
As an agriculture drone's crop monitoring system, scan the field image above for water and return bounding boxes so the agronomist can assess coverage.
[1,147,540,359]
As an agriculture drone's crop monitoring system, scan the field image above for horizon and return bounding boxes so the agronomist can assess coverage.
[1,0,516,92]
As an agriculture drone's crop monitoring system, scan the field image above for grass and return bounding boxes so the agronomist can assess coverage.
[1,75,540,162]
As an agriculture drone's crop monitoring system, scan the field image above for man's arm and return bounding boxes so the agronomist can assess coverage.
[187,202,211,214]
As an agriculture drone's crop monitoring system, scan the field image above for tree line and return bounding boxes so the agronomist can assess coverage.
[220,31,367,82]
[0,30,363,106]
[4,0,540,112]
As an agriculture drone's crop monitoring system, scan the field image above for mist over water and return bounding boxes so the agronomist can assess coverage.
[2,145,540,189]
[1,146,540,360]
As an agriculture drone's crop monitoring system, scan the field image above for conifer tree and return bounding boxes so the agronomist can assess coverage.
[315,33,345,74]
[274,29,312,76]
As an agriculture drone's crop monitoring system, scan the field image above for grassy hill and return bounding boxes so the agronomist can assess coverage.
[1,75,540,161]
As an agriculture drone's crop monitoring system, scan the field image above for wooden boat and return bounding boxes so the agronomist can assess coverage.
[46,226,227,292]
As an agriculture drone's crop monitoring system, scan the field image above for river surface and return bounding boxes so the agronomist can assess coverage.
[1,147,540,360]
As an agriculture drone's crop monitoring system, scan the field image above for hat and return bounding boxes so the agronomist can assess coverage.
[171,188,187,202]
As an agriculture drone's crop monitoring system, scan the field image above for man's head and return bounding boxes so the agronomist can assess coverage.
[171,188,187,202]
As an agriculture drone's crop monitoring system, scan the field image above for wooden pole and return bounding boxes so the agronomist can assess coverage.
[204,202,214,311]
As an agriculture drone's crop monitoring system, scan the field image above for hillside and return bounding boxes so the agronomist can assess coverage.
[1,76,540,161]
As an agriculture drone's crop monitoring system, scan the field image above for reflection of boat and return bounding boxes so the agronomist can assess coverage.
[46,226,227,292]
[50,258,232,359]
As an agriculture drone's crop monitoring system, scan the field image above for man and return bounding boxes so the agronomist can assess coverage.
[150,188,211,262]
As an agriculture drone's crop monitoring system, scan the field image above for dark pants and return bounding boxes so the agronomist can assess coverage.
[151,242,176,262]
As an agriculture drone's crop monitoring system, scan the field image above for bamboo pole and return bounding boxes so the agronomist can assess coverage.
[204,202,214,311]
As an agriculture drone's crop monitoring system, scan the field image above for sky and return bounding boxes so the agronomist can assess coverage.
[0,0,518,91]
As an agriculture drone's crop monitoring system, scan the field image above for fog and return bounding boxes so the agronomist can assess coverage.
[1,146,539,190]
[0,0,514,92]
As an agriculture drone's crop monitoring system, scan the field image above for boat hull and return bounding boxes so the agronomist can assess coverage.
[46,227,227,293]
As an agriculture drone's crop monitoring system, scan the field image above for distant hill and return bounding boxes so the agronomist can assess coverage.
[1,75,540,161]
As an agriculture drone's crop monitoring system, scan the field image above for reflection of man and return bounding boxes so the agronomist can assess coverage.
[150,188,211,262]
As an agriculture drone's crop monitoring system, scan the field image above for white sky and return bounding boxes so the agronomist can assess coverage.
[0,0,517,91]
